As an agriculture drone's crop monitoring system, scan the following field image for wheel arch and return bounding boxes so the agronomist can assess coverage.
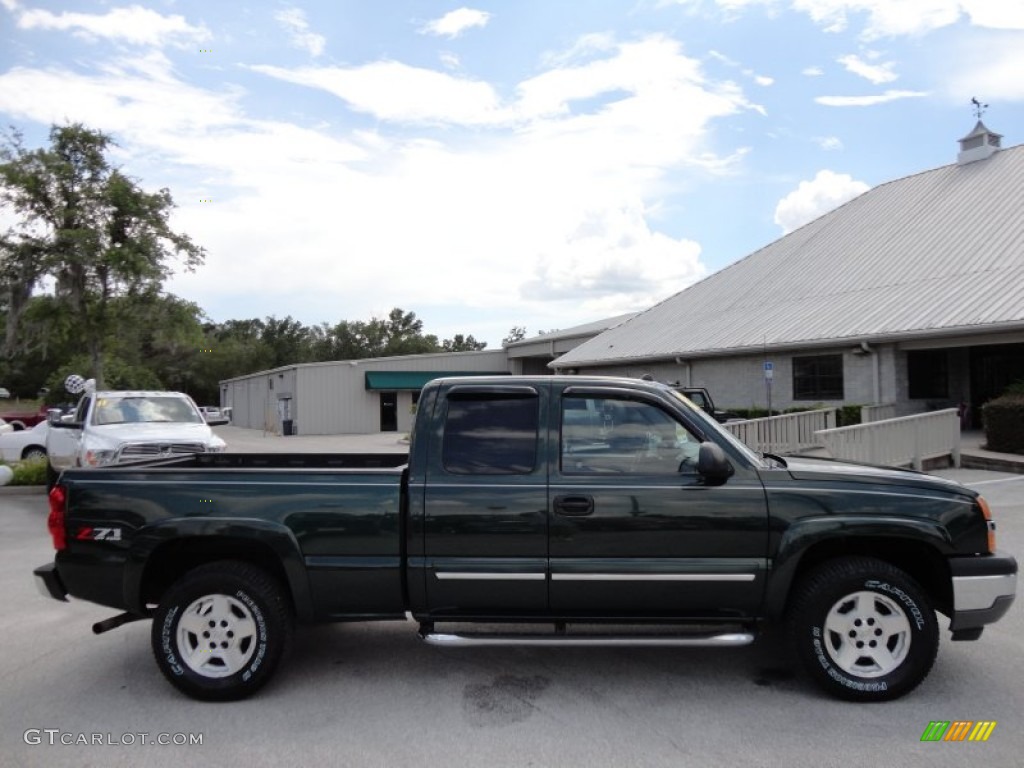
[20,444,46,459]
[766,524,953,623]
[126,521,314,621]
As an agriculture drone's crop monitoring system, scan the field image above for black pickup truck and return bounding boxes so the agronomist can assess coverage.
[35,376,1016,702]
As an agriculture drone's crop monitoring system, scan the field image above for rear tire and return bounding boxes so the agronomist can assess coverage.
[787,557,938,702]
[151,561,292,701]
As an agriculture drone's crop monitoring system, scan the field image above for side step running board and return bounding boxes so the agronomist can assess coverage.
[420,631,755,648]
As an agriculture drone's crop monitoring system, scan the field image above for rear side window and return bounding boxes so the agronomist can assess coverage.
[442,394,539,475]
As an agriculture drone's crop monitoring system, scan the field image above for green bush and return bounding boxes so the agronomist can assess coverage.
[983,394,1024,454]
[836,405,863,428]
[730,407,770,420]
[6,457,48,486]
[1003,379,1024,397]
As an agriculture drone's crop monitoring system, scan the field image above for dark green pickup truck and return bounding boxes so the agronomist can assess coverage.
[35,376,1016,702]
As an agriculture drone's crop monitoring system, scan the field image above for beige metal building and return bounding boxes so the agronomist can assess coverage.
[221,349,509,435]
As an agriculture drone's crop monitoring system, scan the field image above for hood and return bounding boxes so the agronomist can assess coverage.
[88,422,215,445]
[779,455,974,498]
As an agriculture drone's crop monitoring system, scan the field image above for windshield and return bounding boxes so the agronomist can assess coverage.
[92,396,203,425]
[665,388,762,465]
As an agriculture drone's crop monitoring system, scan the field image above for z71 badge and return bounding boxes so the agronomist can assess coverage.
[75,527,123,542]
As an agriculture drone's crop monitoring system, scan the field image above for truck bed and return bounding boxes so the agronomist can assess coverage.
[53,453,411,619]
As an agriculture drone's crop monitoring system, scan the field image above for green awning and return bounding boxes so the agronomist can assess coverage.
[364,371,506,391]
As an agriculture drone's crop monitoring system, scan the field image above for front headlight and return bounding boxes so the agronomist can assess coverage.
[207,436,227,453]
[82,449,116,466]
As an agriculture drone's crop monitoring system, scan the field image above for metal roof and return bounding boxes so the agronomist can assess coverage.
[504,312,637,348]
[555,143,1024,368]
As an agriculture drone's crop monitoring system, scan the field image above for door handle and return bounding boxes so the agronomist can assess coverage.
[553,495,594,516]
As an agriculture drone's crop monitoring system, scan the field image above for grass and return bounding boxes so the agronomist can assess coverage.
[1,457,48,486]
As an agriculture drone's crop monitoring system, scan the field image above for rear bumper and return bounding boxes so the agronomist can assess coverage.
[34,562,68,602]
[948,551,1017,634]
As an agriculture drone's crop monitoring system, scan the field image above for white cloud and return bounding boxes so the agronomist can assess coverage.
[521,204,706,309]
[754,74,774,86]
[944,32,1024,102]
[837,53,897,83]
[959,0,1024,29]
[815,89,927,106]
[676,1,1024,38]
[275,8,326,57]
[792,0,960,38]
[419,8,491,38]
[802,65,824,76]
[815,135,843,150]
[10,3,210,47]
[253,35,758,130]
[774,169,869,233]
[251,61,504,125]
[708,50,740,67]
[0,35,750,333]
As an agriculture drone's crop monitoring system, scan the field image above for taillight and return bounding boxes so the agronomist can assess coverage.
[977,496,996,554]
[47,485,67,551]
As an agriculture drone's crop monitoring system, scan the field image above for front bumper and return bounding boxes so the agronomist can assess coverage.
[948,551,1017,634]
[34,562,68,602]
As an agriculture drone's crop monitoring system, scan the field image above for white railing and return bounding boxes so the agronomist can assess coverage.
[724,409,836,454]
[861,403,896,423]
[815,408,961,470]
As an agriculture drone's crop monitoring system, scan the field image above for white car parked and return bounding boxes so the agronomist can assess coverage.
[198,406,229,426]
[46,389,227,487]
[0,421,48,462]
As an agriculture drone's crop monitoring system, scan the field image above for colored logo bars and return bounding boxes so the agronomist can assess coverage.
[921,721,997,742]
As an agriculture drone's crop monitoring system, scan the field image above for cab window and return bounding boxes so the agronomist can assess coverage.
[442,393,539,475]
[561,395,699,475]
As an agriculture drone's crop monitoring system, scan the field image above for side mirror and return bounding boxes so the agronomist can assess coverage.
[48,409,80,429]
[697,442,734,486]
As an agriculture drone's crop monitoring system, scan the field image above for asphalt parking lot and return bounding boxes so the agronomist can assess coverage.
[1,460,1022,767]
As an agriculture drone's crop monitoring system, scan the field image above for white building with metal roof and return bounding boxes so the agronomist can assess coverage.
[221,349,510,435]
[552,123,1024,423]
[220,317,631,436]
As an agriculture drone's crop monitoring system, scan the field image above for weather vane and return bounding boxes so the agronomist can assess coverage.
[971,97,988,119]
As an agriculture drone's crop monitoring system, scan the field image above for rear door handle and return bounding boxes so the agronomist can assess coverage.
[553,495,594,516]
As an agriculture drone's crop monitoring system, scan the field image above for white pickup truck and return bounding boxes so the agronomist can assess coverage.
[46,386,226,489]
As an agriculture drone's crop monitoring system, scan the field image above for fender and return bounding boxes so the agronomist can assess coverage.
[763,515,952,622]
[123,517,314,621]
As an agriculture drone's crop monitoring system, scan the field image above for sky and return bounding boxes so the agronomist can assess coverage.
[1,0,1022,348]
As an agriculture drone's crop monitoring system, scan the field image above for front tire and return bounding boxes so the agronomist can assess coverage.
[151,561,292,701]
[787,557,938,702]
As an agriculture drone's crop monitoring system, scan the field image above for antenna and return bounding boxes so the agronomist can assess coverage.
[971,97,988,120]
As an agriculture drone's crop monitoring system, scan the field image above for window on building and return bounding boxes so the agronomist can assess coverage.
[907,350,949,399]
[442,393,538,474]
[793,355,844,400]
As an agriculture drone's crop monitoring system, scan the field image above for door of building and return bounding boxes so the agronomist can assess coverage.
[380,392,398,432]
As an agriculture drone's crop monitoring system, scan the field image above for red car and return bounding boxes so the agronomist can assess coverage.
[0,403,51,431]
